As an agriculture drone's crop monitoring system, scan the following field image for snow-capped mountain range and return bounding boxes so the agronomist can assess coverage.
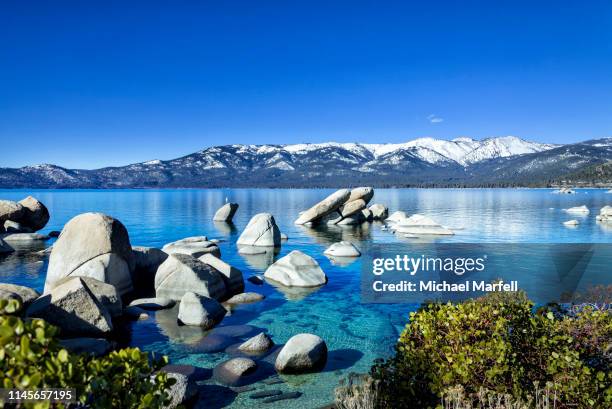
[1,136,611,188]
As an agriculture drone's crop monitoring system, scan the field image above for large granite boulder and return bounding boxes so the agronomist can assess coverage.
[347,187,374,205]
[0,283,40,307]
[155,253,226,301]
[198,253,244,296]
[213,203,239,222]
[237,213,281,247]
[177,291,226,329]
[324,241,361,257]
[163,237,221,258]
[274,333,328,373]
[54,276,122,317]
[132,246,168,275]
[338,199,367,218]
[264,250,327,287]
[369,203,388,220]
[26,277,113,336]
[294,189,350,225]
[45,213,134,295]
[0,200,24,226]
[596,205,612,222]
[18,196,50,231]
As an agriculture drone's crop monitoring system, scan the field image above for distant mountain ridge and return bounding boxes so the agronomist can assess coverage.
[1,136,611,188]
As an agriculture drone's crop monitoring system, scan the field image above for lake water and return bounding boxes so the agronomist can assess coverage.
[1,188,611,408]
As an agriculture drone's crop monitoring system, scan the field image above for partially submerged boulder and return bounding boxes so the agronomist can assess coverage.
[237,213,281,247]
[45,213,134,295]
[155,253,226,301]
[369,204,388,220]
[163,237,221,258]
[223,292,265,305]
[213,357,258,386]
[264,250,327,287]
[1,233,49,242]
[565,205,589,214]
[3,220,32,233]
[294,189,351,225]
[177,291,226,329]
[198,253,244,297]
[275,333,328,373]
[26,277,113,336]
[338,199,367,218]
[213,203,239,222]
[128,297,176,310]
[393,214,454,236]
[386,211,408,223]
[18,196,50,231]
[347,187,374,205]
[596,206,612,222]
[324,241,361,257]
[337,212,365,225]
[239,332,274,354]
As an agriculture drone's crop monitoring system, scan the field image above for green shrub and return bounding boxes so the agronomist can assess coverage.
[0,298,176,409]
[371,293,612,409]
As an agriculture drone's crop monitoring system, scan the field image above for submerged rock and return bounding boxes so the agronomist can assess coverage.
[563,219,579,226]
[237,213,281,247]
[155,253,226,301]
[128,297,176,310]
[213,203,239,222]
[178,291,226,329]
[565,205,589,214]
[238,246,267,255]
[59,337,112,357]
[213,357,258,386]
[324,241,361,257]
[393,214,454,236]
[224,292,265,305]
[294,189,351,225]
[45,213,134,295]
[27,277,113,336]
[275,333,328,373]
[264,250,327,287]
[1,233,49,242]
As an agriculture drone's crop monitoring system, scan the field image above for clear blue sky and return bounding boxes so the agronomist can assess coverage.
[1,1,611,169]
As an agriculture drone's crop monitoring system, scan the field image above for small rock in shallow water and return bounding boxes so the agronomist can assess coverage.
[239,332,274,354]
[247,275,265,285]
[250,390,282,399]
[224,292,265,305]
[213,357,258,386]
[178,292,226,329]
[261,392,303,403]
[275,333,328,374]
[192,334,236,353]
[129,297,175,310]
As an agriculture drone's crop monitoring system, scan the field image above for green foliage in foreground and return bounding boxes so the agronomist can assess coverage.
[371,293,612,409]
[0,298,175,409]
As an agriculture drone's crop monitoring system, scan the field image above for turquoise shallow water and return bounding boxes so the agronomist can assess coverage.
[1,188,612,408]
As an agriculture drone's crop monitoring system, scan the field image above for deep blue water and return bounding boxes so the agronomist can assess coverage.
[1,188,611,408]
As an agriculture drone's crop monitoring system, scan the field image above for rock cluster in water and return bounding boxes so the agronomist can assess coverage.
[0,196,51,251]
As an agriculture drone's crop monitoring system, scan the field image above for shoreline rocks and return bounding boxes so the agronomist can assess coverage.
[45,213,134,295]
[163,237,221,258]
[0,197,49,233]
[264,250,327,287]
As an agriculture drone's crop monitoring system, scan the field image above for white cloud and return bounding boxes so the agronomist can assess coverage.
[427,114,444,124]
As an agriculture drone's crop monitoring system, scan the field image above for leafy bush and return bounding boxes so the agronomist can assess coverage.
[371,293,612,409]
[0,298,175,409]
